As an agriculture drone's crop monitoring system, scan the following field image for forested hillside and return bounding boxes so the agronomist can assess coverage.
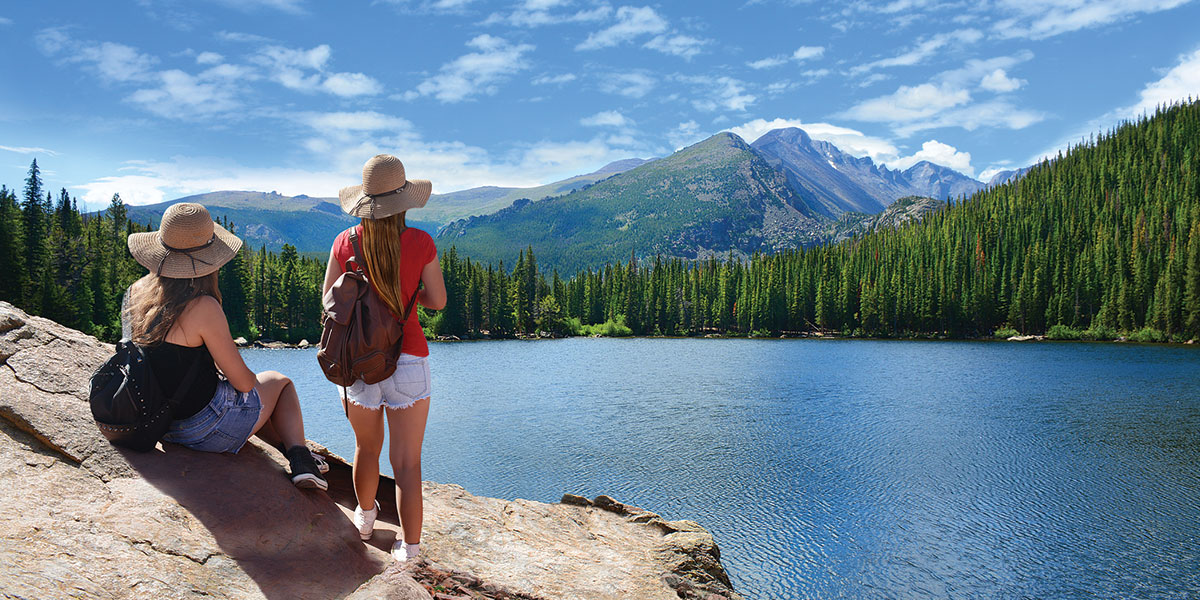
[427,100,1200,340]
[0,169,327,342]
[3,101,1197,343]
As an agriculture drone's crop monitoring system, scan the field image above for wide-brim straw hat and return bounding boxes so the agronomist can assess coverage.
[338,154,432,219]
[127,202,243,279]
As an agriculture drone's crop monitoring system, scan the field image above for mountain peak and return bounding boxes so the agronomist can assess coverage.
[755,127,813,147]
[590,158,651,176]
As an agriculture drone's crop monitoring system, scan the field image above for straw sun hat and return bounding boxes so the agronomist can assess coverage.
[127,203,243,279]
[338,154,432,219]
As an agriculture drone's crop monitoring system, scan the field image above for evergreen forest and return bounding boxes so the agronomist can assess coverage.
[1,100,1198,344]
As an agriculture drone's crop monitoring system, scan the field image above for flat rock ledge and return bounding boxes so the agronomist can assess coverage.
[0,302,742,600]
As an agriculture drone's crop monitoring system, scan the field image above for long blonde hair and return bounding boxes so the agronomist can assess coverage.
[361,212,408,317]
[125,272,222,345]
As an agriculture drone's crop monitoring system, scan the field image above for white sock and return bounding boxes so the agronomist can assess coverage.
[403,542,420,559]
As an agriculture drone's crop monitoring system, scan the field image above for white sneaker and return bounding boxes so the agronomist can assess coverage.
[391,540,419,562]
[353,501,379,541]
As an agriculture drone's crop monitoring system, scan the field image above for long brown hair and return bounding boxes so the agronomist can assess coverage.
[125,272,222,345]
[361,212,408,317]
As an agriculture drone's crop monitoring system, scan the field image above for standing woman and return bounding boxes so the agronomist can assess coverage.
[124,202,328,489]
[325,155,446,562]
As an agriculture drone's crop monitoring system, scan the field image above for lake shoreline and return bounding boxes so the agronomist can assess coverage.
[238,332,1200,349]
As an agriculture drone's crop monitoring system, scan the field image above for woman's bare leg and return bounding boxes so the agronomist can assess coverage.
[249,371,305,449]
[386,397,430,545]
[346,402,386,511]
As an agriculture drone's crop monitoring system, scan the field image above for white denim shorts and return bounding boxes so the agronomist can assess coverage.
[338,353,431,411]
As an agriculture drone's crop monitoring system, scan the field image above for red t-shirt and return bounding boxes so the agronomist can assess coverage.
[331,225,436,357]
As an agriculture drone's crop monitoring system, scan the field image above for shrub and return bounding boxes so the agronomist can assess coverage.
[1127,327,1166,343]
[993,327,1020,339]
[562,317,584,336]
[1046,324,1082,340]
[1080,324,1118,341]
[579,314,633,337]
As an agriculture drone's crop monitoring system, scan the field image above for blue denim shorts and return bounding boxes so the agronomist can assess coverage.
[163,380,262,453]
[337,354,431,411]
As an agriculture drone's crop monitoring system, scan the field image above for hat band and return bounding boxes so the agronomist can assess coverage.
[368,181,408,200]
[157,234,218,277]
[351,181,409,215]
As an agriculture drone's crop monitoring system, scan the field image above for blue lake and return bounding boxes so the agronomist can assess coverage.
[242,339,1200,599]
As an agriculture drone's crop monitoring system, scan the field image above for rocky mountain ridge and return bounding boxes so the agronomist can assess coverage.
[437,132,828,272]
[750,127,984,217]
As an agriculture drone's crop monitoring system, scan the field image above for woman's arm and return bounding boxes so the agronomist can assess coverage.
[322,248,340,296]
[418,258,446,310]
[191,296,258,393]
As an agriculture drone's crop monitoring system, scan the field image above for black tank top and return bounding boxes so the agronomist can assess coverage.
[143,342,220,420]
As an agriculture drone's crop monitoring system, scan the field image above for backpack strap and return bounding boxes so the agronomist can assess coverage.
[347,229,366,274]
[398,287,420,325]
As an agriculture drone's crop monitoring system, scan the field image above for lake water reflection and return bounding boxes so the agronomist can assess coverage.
[242,338,1200,599]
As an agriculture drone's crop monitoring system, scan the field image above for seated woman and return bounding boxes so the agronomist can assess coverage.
[123,202,327,489]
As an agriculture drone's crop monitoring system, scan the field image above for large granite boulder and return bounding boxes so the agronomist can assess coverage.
[0,301,742,599]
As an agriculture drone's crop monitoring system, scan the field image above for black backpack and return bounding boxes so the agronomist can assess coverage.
[89,340,201,452]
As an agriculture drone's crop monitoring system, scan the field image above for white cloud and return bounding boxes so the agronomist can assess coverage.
[979,164,1014,182]
[321,72,382,97]
[195,51,224,65]
[980,68,1025,92]
[748,56,788,70]
[681,76,756,112]
[128,67,245,118]
[840,54,1044,136]
[644,34,705,59]
[532,73,577,85]
[667,120,704,150]
[885,140,974,175]
[993,0,1191,39]
[577,6,668,50]
[792,46,825,61]
[215,31,274,44]
[850,29,982,74]
[36,29,158,83]
[209,0,306,14]
[35,29,259,119]
[1121,47,1200,118]
[0,17,12,25]
[840,82,971,123]
[599,71,656,98]
[253,44,326,90]
[249,44,382,96]
[936,52,1034,87]
[303,111,413,133]
[482,1,611,27]
[748,45,825,69]
[411,35,534,102]
[581,110,632,127]
[76,174,172,207]
[894,101,1043,136]
[0,145,59,156]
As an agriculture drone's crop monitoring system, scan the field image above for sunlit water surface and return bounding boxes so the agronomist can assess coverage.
[242,339,1200,599]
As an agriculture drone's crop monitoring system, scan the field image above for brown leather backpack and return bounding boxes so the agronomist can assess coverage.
[317,230,419,390]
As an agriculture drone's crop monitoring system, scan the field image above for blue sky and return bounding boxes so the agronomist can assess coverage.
[2,0,1199,209]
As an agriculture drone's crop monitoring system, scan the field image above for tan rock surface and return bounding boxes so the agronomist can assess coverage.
[0,301,742,599]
